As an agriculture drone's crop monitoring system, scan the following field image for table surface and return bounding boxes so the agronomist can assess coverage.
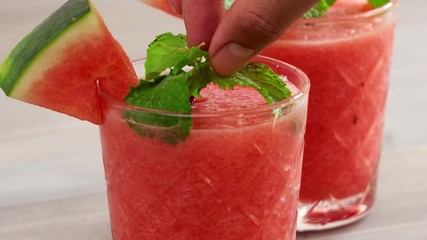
[1,0,426,239]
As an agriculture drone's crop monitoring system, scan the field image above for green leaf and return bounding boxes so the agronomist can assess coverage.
[326,0,336,5]
[124,33,211,143]
[368,0,390,8]
[187,61,212,97]
[145,33,187,78]
[145,32,207,79]
[212,62,291,104]
[124,73,193,143]
[304,0,336,18]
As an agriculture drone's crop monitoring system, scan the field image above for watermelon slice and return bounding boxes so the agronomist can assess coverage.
[140,0,181,17]
[0,0,138,124]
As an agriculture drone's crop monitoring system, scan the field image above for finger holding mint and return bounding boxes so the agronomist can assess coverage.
[169,0,319,76]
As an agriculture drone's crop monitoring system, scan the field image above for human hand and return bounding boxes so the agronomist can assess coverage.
[169,0,319,76]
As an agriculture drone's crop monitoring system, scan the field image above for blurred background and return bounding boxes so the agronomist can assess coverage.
[1,0,426,239]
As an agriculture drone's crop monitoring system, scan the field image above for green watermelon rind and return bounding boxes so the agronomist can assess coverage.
[0,0,91,95]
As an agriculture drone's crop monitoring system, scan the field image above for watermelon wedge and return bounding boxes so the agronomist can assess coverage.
[0,0,138,124]
[140,0,180,17]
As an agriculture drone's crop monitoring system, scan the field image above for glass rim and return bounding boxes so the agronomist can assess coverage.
[295,0,398,26]
[97,55,310,118]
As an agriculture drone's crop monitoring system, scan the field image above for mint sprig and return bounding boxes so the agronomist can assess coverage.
[123,73,193,144]
[304,0,390,19]
[225,0,389,19]
[304,0,336,19]
[124,33,291,143]
[368,0,390,8]
[145,33,207,79]
[211,63,291,104]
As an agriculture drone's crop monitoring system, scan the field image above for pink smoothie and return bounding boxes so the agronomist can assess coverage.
[261,0,397,226]
[99,59,308,239]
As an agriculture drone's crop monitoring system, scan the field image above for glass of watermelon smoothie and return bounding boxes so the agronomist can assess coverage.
[97,56,309,240]
[260,0,398,231]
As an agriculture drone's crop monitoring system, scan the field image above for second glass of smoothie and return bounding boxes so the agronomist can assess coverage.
[262,0,398,230]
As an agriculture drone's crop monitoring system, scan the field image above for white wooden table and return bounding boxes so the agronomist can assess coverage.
[1,0,426,239]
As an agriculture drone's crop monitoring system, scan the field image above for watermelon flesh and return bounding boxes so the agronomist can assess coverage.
[0,0,138,124]
[140,0,181,17]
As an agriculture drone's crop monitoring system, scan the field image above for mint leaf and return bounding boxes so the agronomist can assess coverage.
[187,61,212,97]
[145,32,207,79]
[304,0,336,18]
[212,62,291,104]
[368,0,390,8]
[124,73,193,144]
[304,0,390,19]
[124,33,210,143]
[124,33,291,143]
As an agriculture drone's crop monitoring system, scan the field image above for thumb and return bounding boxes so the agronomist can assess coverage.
[209,0,319,76]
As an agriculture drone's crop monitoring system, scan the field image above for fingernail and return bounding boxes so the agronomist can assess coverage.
[211,42,255,76]
[228,42,255,58]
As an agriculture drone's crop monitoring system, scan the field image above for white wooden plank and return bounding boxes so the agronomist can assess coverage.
[0,124,104,207]
[0,193,111,240]
[297,145,427,239]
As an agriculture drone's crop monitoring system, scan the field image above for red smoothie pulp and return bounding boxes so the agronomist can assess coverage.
[98,57,309,239]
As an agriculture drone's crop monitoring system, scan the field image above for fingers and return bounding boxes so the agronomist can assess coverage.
[181,0,225,48]
[171,0,318,75]
[209,0,319,76]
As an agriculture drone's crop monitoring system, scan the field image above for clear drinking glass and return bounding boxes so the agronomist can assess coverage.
[98,56,310,239]
[261,1,399,231]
